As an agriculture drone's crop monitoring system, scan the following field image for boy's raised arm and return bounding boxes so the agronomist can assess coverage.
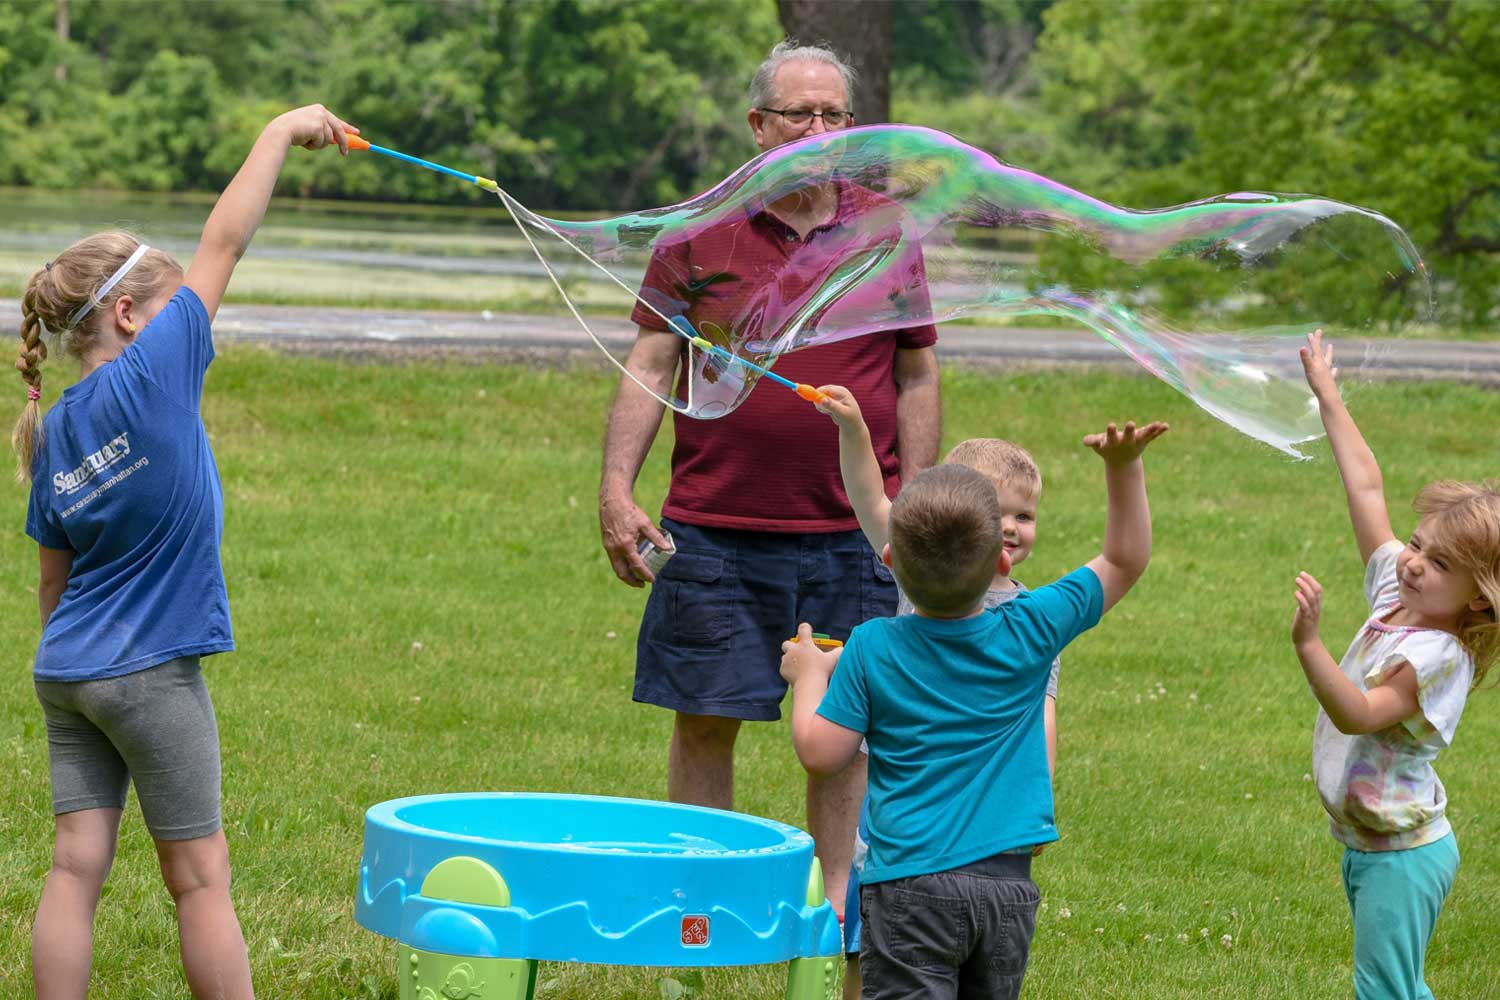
[817,385,893,553]
[1300,330,1395,565]
[1083,420,1168,613]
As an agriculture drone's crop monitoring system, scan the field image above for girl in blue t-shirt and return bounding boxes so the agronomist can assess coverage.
[12,104,356,1000]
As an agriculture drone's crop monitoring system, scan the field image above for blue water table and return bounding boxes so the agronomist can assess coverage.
[356,793,844,999]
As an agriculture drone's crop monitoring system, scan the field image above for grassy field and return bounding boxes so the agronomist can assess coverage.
[1,352,1497,999]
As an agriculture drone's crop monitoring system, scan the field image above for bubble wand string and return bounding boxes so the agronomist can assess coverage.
[344,132,827,407]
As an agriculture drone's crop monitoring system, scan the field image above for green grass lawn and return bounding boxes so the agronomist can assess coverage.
[1,352,1497,998]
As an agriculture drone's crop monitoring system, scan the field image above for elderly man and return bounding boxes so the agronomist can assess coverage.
[598,40,940,918]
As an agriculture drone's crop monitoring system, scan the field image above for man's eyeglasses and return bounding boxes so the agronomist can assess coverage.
[757,107,854,130]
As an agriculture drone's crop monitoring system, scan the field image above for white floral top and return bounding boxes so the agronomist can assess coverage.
[1313,541,1474,851]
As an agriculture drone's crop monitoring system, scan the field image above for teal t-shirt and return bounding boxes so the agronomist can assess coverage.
[817,565,1103,884]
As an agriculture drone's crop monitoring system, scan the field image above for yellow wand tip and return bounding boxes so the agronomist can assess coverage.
[475,177,498,192]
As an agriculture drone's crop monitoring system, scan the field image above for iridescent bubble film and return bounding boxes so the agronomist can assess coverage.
[496,125,1431,457]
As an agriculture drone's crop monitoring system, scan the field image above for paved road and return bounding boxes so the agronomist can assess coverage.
[7,299,1498,383]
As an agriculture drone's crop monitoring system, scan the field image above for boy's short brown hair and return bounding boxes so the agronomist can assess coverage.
[889,464,1004,615]
[944,438,1041,495]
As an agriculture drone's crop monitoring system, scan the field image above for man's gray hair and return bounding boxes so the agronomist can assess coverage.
[749,40,857,111]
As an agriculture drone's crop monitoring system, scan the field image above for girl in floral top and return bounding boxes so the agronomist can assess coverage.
[1290,330,1498,1000]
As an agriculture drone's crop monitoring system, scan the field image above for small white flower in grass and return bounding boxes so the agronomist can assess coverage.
[1148,693,1158,701]
[1177,933,1189,944]
[606,631,618,639]
[1116,903,1127,913]
[477,388,488,398]
[411,696,421,703]
[1040,902,1048,912]
[1200,927,1209,938]
[1189,692,1199,702]
[411,641,424,652]
[568,495,578,508]
[1220,933,1234,950]
[1058,906,1071,919]
[1303,773,1312,781]
[1142,933,1152,943]
[1095,927,1104,935]
[1245,793,1253,800]
[1230,908,1239,920]
[1199,763,1208,770]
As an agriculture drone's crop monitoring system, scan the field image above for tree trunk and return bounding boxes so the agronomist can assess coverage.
[776,0,893,124]
[55,0,69,81]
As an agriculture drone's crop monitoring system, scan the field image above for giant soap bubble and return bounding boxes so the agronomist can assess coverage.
[496,125,1431,457]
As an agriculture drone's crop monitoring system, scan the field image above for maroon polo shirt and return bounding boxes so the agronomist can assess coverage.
[630,181,939,533]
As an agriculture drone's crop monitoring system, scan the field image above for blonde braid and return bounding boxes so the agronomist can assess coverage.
[12,281,50,482]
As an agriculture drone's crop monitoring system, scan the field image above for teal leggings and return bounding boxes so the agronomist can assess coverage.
[1342,833,1459,1000]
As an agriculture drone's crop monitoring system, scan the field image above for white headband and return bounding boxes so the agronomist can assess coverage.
[68,243,151,330]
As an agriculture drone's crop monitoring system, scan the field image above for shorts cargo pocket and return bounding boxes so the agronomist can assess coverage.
[654,552,730,651]
[889,885,968,968]
[862,550,898,621]
[986,879,1039,977]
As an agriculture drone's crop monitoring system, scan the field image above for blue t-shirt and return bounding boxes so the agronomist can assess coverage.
[817,565,1103,884]
[25,286,234,681]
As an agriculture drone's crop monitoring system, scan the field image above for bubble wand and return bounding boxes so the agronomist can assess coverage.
[344,132,828,407]
[344,134,499,193]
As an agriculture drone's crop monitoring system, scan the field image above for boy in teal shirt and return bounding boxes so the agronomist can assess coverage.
[782,393,1167,1000]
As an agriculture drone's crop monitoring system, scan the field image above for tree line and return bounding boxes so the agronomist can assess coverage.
[2,0,1493,326]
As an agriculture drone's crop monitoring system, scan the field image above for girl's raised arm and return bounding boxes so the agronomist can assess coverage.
[1300,330,1395,565]
[185,105,355,320]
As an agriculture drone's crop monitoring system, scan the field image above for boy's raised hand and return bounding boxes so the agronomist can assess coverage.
[274,104,358,155]
[1299,328,1340,401]
[1083,420,1169,464]
[780,622,841,686]
[814,384,866,433]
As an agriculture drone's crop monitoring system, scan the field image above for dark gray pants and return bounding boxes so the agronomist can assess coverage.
[860,852,1039,1000]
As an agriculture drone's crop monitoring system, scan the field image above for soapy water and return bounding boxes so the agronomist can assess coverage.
[496,125,1431,458]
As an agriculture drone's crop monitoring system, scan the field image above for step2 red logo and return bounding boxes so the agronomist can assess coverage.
[680,914,710,947]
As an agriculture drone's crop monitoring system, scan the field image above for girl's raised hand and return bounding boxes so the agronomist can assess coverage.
[274,104,358,155]
[1299,328,1340,400]
[1291,571,1325,647]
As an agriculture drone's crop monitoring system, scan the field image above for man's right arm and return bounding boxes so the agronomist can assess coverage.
[599,326,681,587]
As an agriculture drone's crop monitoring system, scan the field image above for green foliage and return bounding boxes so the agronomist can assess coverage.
[1023,0,1499,329]
[894,1,1498,330]
[1,0,781,209]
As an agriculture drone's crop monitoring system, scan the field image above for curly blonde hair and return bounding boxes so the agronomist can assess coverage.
[1413,479,1500,687]
[13,231,182,482]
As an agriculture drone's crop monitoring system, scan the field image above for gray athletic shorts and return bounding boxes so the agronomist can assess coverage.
[35,656,223,841]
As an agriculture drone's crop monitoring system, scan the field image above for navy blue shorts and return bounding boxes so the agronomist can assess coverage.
[634,517,897,721]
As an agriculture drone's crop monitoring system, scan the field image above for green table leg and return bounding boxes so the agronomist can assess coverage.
[785,954,841,1000]
[401,944,536,1000]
